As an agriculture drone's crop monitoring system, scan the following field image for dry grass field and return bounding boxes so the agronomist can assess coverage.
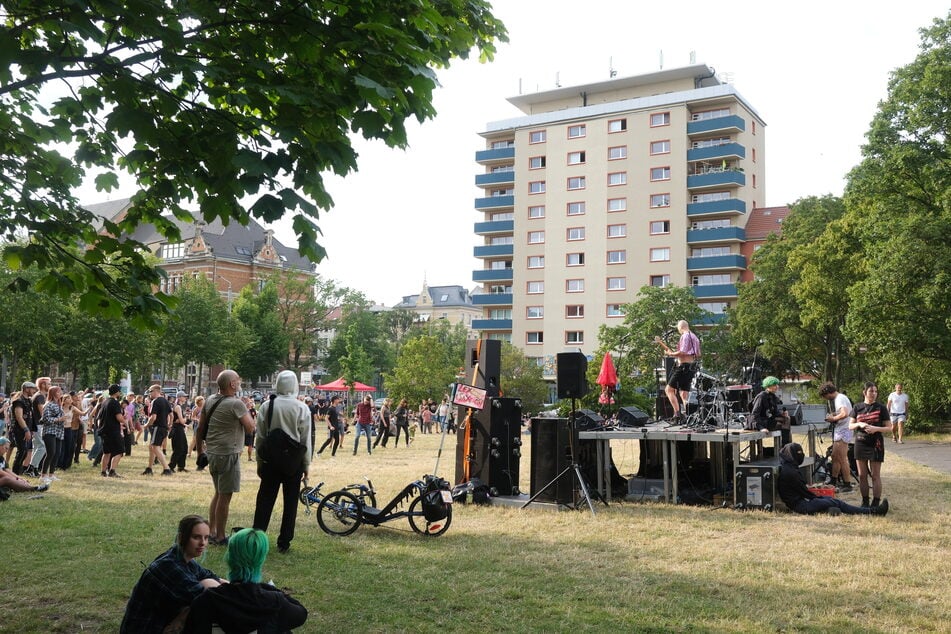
[6,429,950,633]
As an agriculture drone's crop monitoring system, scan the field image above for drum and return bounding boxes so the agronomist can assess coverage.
[693,371,718,393]
[725,385,752,412]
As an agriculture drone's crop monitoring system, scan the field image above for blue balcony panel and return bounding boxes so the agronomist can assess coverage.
[686,254,747,271]
[692,284,738,299]
[687,114,746,136]
[687,171,745,190]
[474,244,514,258]
[475,171,515,187]
[474,220,514,235]
[687,198,746,217]
[475,195,515,210]
[472,269,514,282]
[686,226,746,244]
[696,313,729,325]
[687,142,746,162]
[472,318,513,330]
[475,147,516,163]
[472,293,513,306]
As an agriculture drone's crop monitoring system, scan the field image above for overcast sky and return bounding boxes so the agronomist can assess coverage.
[83,1,948,305]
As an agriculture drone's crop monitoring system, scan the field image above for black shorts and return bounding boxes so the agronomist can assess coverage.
[151,427,168,446]
[668,363,697,392]
[102,429,124,455]
[854,441,884,462]
[244,432,254,447]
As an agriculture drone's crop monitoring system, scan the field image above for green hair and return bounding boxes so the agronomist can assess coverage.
[225,528,269,583]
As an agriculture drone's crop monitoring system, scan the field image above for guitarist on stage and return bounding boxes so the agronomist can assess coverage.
[656,320,701,423]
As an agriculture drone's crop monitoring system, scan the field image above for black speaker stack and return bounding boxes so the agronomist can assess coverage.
[455,397,522,496]
[556,352,587,399]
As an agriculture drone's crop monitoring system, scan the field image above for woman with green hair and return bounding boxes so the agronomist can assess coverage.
[185,528,307,633]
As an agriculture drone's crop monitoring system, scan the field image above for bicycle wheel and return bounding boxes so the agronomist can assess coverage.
[407,495,452,537]
[346,486,377,509]
[316,491,363,536]
[299,486,315,507]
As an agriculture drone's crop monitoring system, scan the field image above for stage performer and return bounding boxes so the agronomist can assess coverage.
[819,382,854,492]
[659,320,701,423]
[749,376,791,443]
[851,382,892,508]
[777,443,887,516]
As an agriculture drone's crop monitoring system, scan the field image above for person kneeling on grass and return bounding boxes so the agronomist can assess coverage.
[120,515,224,634]
[777,443,888,516]
[185,527,307,633]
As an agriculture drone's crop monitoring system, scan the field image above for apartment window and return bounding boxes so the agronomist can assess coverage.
[566,305,585,318]
[527,255,545,269]
[607,224,626,238]
[607,304,625,317]
[163,242,185,259]
[692,191,731,203]
[650,220,670,235]
[693,274,732,286]
[608,118,627,133]
[529,180,546,194]
[489,284,512,294]
[752,121,756,135]
[691,219,731,230]
[491,188,513,197]
[491,140,514,149]
[752,148,756,162]
[527,231,545,244]
[490,165,514,173]
[608,172,627,186]
[491,212,513,221]
[650,274,671,287]
[692,246,731,257]
[699,302,729,314]
[607,197,627,212]
[608,146,627,160]
[607,250,626,264]
[529,156,546,169]
[566,279,584,293]
[650,166,671,181]
[526,306,544,319]
[650,112,670,127]
[489,309,512,319]
[529,130,546,144]
[567,227,585,241]
[691,108,731,121]
[527,281,544,294]
[565,331,584,345]
[607,277,626,291]
[489,260,511,270]
[526,332,544,344]
[650,193,671,208]
[566,252,585,266]
[650,140,671,155]
[528,205,545,219]
[567,201,586,216]
[567,151,586,165]
[567,124,586,139]
[650,247,671,262]
[567,176,586,190]
[489,236,513,245]
[753,174,757,189]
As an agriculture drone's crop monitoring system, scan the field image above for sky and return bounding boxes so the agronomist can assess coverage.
[82,1,948,305]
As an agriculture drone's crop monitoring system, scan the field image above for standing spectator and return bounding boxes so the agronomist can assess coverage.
[169,392,190,472]
[851,381,892,508]
[420,401,433,435]
[242,396,257,462]
[252,371,311,554]
[352,395,374,455]
[195,369,254,546]
[25,376,51,476]
[87,394,106,467]
[142,385,174,476]
[437,396,451,434]
[188,395,206,460]
[887,383,909,444]
[820,382,854,491]
[10,383,38,475]
[132,394,146,445]
[392,398,411,447]
[39,386,69,479]
[316,395,343,456]
[0,393,7,439]
[373,398,393,449]
[123,393,136,456]
[60,392,85,470]
[100,384,128,478]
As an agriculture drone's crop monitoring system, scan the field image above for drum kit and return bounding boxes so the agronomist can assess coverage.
[683,371,751,430]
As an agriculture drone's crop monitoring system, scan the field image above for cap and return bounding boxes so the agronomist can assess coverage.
[176,391,188,398]
[762,376,780,388]
[21,381,37,390]
[0,436,9,446]
[108,384,122,395]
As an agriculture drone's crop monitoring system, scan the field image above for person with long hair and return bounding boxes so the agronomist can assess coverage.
[851,381,893,508]
[120,515,223,634]
[393,398,411,447]
[39,386,69,479]
[185,528,307,632]
[373,398,393,449]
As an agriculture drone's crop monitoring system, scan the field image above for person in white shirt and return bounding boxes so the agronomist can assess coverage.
[819,382,854,491]
[886,384,909,444]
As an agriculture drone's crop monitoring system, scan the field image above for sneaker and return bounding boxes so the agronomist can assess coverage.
[142,468,154,476]
[108,470,123,478]
[178,468,189,473]
[277,544,290,554]
[35,483,50,492]
[161,469,173,476]
[101,471,108,477]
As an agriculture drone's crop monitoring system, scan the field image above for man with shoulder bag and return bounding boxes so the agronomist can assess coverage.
[252,370,312,554]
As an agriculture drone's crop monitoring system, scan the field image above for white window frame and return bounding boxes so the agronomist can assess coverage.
[607,197,627,212]
[529,156,546,170]
[567,124,586,139]
[607,277,626,291]
[566,252,585,266]
[527,255,545,269]
[608,118,627,133]
[527,231,545,244]
[567,176,586,190]
[529,180,546,194]
[650,112,670,127]
[567,201,586,216]
[529,130,547,144]
[607,224,627,238]
[608,145,627,160]
[566,279,585,293]
[650,247,671,262]
[650,140,671,155]
[567,151,586,165]
[567,227,585,241]
[650,193,671,208]
[607,250,626,264]
[528,205,545,219]
[607,171,627,186]
[527,281,544,294]
[650,166,671,181]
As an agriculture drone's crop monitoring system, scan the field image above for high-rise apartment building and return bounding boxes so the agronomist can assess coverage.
[471,64,766,373]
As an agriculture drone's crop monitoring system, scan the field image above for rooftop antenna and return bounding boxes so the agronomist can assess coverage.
[659,49,664,70]
[555,71,561,88]
[609,56,617,78]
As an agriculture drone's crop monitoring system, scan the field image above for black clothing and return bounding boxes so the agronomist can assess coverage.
[184,581,307,633]
[253,462,303,551]
[150,397,172,429]
[750,390,783,431]
[853,401,888,461]
[778,443,872,515]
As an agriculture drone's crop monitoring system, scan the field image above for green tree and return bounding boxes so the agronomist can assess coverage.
[0,2,507,324]
[323,305,389,382]
[231,282,288,384]
[385,335,456,406]
[499,342,548,413]
[164,276,233,394]
[0,262,66,388]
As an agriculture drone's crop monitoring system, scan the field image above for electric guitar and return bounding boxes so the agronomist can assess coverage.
[654,336,673,356]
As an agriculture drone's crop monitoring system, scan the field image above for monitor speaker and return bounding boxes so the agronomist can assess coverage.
[573,408,603,430]
[617,406,650,427]
[556,352,588,399]
[529,418,574,504]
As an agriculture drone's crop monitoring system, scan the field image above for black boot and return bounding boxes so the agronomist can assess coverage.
[861,497,870,507]
[871,497,880,507]
[870,499,889,516]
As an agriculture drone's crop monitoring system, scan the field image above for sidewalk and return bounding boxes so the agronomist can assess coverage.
[887,439,951,475]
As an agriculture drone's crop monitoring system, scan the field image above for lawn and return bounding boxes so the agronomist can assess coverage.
[7,429,950,633]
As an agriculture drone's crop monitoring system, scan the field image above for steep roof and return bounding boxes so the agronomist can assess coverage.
[394,285,474,309]
[745,206,791,240]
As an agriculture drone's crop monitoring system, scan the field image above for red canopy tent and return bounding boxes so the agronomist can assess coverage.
[313,377,376,392]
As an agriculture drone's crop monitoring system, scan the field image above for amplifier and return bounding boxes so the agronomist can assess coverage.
[734,459,779,510]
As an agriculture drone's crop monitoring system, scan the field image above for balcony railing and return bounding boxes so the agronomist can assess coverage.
[687,114,745,135]
[472,318,513,330]
[687,142,746,162]
[472,269,514,282]
[686,198,746,217]
[474,244,514,258]
[474,220,514,235]
[475,171,516,187]
[686,254,747,271]
[692,283,738,298]
[471,293,513,306]
[687,170,745,190]
[475,195,515,210]
[475,147,516,163]
[686,226,746,244]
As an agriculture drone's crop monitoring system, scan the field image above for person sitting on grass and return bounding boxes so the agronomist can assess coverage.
[0,437,49,493]
[185,527,308,633]
[777,443,888,516]
[120,515,224,634]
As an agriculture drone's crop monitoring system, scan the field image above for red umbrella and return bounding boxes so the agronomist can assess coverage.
[596,353,618,405]
[313,377,376,392]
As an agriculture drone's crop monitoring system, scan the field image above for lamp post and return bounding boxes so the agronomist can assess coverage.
[216,274,233,311]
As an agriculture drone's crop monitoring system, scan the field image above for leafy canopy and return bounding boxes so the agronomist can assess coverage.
[0,1,507,325]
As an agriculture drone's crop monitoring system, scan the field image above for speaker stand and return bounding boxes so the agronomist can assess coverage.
[522,398,599,516]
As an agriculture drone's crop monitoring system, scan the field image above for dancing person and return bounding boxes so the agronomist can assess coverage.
[10,382,38,475]
[373,398,392,449]
[169,392,190,472]
[352,394,373,455]
[886,383,909,444]
[194,370,254,546]
[100,384,128,478]
[316,395,343,456]
[143,385,174,476]
[777,442,887,516]
[660,320,701,423]
[120,515,224,634]
[252,371,311,554]
[25,377,51,477]
[819,382,854,492]
[851,381,892,508]
[38,386,69,479]
[185,528,307,632]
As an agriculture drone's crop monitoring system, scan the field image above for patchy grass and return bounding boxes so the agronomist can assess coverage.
[5,431,950,633]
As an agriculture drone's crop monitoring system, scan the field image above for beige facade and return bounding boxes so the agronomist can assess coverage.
[472,65,766,373]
